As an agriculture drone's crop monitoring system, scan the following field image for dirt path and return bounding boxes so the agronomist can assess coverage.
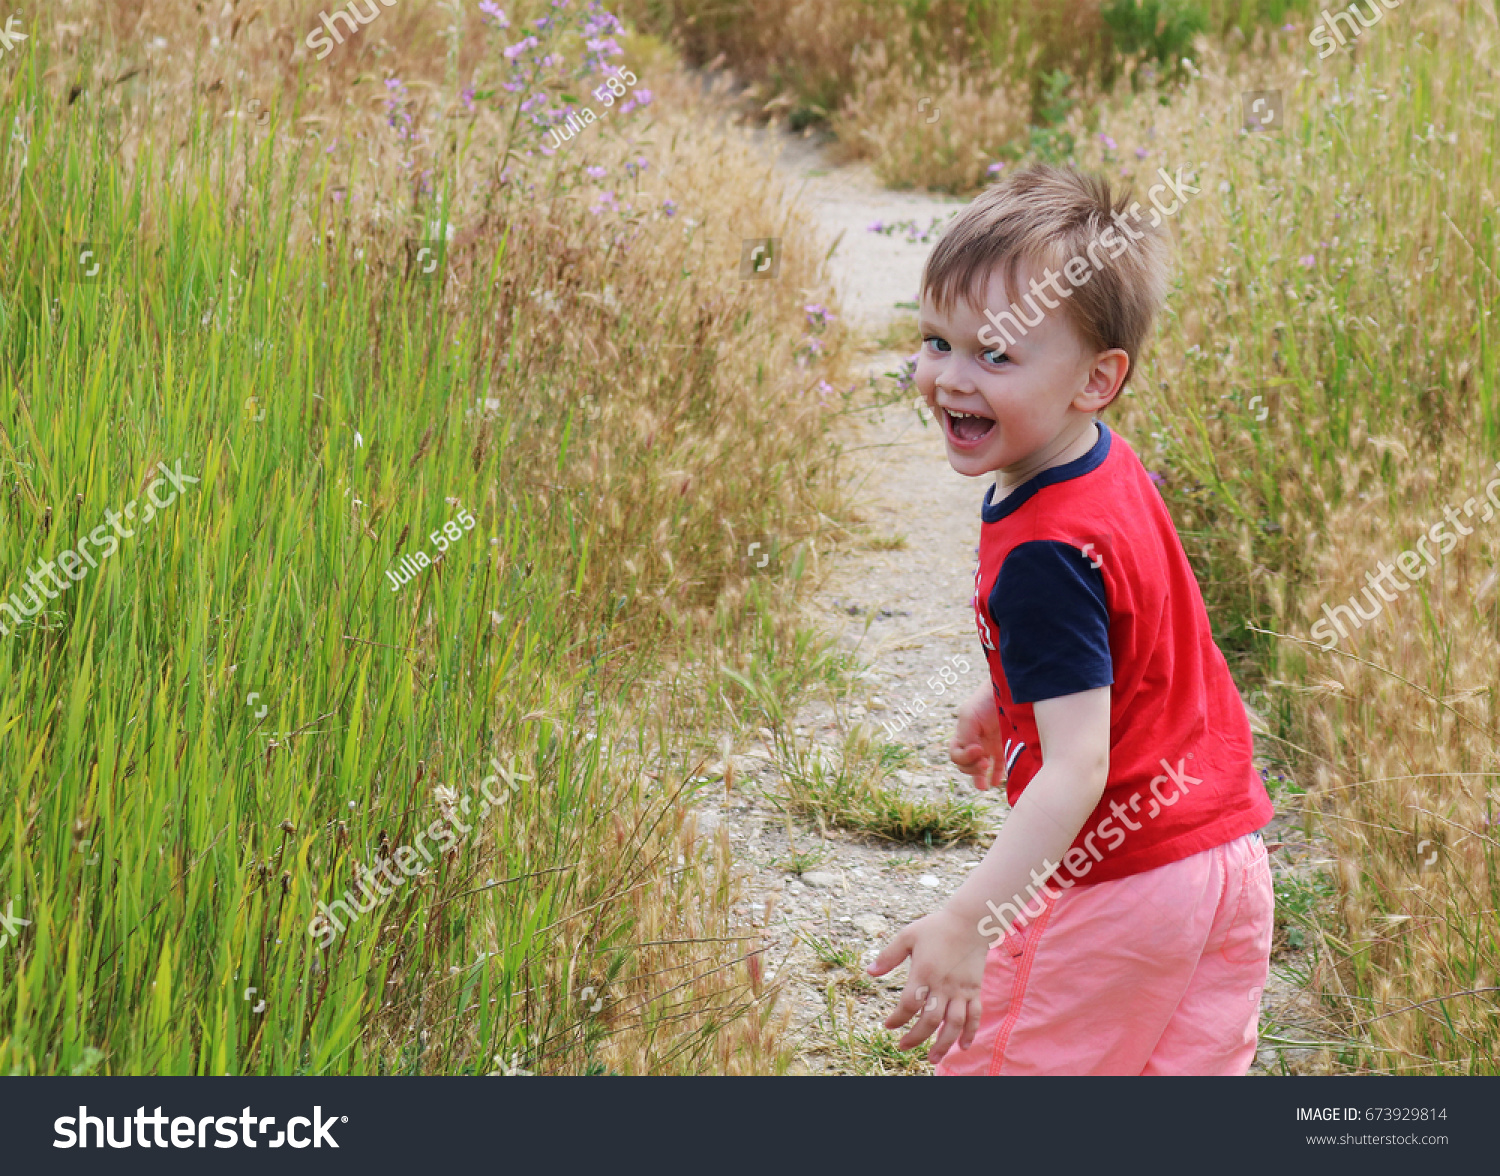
[699,131,1335,1075]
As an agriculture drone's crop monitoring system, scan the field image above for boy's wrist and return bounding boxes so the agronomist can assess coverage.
[940,878,1007,948]
[932,898,995,953]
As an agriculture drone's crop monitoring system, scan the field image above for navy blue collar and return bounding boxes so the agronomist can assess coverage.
[981,421,1111,523]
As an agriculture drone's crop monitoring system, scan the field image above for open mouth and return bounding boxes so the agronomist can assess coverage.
[941,406,996,447]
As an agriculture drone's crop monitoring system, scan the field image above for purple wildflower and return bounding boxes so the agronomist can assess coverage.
[618,89,651,114]
[384,79,414,139]
[894,354,918,393]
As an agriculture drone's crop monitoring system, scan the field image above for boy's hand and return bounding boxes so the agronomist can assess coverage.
[867,907,990,1064]
[951,683,1003,791]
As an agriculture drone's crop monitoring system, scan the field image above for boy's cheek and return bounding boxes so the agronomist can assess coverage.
[913,365,938,404]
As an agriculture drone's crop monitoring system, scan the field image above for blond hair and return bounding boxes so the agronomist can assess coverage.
[921,163,1172,397]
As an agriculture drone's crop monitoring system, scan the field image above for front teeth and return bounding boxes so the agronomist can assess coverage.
[948,410,986,420]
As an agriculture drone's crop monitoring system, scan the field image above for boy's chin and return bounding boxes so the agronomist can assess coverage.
[944,448,1000,477]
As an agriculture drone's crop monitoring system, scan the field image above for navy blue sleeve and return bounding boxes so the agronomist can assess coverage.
[990,540,1113,704]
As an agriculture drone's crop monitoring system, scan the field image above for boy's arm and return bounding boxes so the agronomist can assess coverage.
[946,684,1110,937]
[870,684,1111,1062]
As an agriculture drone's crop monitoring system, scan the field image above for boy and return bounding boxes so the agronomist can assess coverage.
[868,164,1275,1075]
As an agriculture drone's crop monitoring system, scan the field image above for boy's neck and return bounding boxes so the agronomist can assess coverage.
[991,418,1101,504]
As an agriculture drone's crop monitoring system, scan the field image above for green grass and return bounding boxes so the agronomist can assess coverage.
[772,727,989,846]
[769,845,832,875]
[801,931,862,972]
[0,3,852,1075]
[1273,872,1337,954]
[812,986,929,1075]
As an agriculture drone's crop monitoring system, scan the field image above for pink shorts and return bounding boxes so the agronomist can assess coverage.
[936,829,1274,1076]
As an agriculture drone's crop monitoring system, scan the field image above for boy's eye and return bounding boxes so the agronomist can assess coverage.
[922,335,1008,365]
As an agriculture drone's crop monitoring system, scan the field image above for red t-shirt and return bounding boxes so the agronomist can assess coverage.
[973,420,1273,885]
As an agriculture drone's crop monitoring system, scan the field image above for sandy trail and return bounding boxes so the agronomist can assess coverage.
[699,130,1333,1074]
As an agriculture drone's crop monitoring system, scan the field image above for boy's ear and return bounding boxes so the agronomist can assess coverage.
[1078,348,1131,412]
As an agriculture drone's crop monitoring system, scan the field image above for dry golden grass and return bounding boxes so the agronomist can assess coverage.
[826,38,1032,193]
[614,0,1315,189]
[1072,6,1500,1070]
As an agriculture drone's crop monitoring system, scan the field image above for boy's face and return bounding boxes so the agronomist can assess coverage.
[915,262,1125,483]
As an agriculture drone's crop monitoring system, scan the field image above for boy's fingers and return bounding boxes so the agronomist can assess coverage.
[882,982,927,1031]
[950,746,989,776]
[896,989,945,1050]
[951,748,993,790]
[866,932,911,977]
[887,982,936,1031]
[926,998,969,1063]
[959,998,984,1051]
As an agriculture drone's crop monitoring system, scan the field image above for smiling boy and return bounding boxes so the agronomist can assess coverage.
[868,164,1275,1075]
